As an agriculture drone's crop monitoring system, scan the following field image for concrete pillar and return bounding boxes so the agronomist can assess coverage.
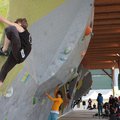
[113,68,119,97]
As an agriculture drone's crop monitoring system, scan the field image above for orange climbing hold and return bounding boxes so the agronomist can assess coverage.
[85,26,92,36]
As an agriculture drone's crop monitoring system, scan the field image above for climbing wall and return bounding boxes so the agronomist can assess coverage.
[59,64,92,114]
[0,0,94,120]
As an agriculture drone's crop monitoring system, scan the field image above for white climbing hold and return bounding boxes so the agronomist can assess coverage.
[70,68,77,74]
[71,72,78,79]
[60,56,67,61]
[4,87,13,98]
[51,72,55,76]
[70,68,74,73]
[41,99,46,105]
[91,32,94,36]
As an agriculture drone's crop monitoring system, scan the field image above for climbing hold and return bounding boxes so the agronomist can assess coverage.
[4,116,8,120]
[60,56,67,61]
[76,80,83,90]
[81,51,86,57]
[81,37,85,41]
[41,99,46,105]
[21,72,30,83]
[70,68,78,79]
[64,47,71,55]
[70,68,77,74]
[71,72,78,80]
[4,118,7,120]
[70,68,74,73]
[32,97,37,105]
[91,32,94,36]
[4,87,13,98]
[51,72,55,76]
[85,26,92,36]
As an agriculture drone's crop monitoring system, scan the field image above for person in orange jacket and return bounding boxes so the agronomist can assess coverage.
[46,85,63,120]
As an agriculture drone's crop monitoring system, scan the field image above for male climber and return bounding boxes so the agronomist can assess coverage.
[0,16,32,87]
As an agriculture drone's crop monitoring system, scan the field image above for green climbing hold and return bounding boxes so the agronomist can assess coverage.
[32,97,37,105]
[64,47,71,54]
[4,117,7,120]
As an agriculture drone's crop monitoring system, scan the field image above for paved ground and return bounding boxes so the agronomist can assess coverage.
[59,110,109,120]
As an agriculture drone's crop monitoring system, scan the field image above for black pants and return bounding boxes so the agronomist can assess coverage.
[0,26,25,82]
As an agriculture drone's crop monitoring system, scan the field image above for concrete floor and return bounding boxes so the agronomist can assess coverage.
[59,110,109,120]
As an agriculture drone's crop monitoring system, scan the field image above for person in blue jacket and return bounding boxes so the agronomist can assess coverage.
[97,93,103,116]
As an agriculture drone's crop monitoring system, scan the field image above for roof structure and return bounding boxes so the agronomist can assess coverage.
[82,0,120,69]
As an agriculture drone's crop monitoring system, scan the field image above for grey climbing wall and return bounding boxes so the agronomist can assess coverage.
[0,0,94,120]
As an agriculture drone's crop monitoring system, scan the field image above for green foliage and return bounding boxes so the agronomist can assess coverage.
[0,0,9,39]
[0,0,9,17]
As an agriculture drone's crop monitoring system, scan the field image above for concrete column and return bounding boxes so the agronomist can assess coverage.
[113,68,119,97]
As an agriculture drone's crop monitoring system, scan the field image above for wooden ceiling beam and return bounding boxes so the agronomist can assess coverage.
[89,42,120,46]
[93,25,120,30]
[93,29,120,35]
[95,5,120,13]
[95,12,120,20]
[85,60,115,62]
[84,57,118,61]
[82,0,120,69]
[84,65,114,69]
[86,53,117,57]
[93,25,120,33]
[89,45,120,49]
[83,59,114,63]
[87,51,120,54]
[84,62,114,66]
[91,40,120,44]
[89,46,120,52]
[87,50,120,54]
[86,53,119,56]
[94,19,120,25]
[95,0,120,6]
[85,55,118,58]
[90,39,120,44]
[93,33,120,35]
[92,34,120,39]
[91,38,120,41]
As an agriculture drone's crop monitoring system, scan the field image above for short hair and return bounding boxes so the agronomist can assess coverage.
[56,91,63,98]
[98,93,102,96]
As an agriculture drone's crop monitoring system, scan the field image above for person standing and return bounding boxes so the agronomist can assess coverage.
[109,95,114,106]
[87,98,92,109]
[46,85,63,120]
[82,100,86,109]
[97,93,103,116]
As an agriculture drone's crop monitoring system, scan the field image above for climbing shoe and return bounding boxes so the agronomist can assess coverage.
[0,48,9,56]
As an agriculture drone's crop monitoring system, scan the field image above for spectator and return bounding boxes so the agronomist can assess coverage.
[97,93,103,116]
[109,95,114,106]
[109,97,120,120]
[93,103,96,109]
[82,101,86,109]
[87,98,92,109]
